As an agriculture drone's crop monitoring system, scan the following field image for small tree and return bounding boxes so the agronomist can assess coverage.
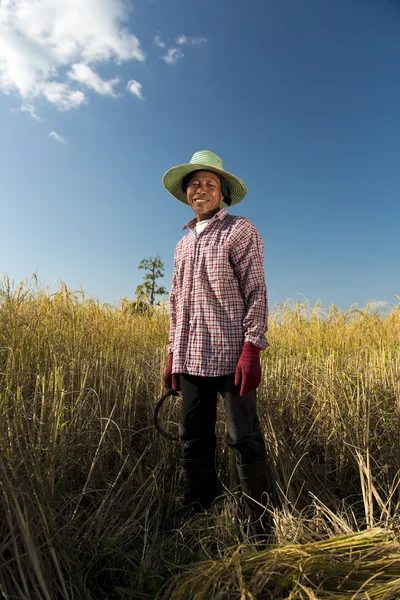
[135,256,168,308]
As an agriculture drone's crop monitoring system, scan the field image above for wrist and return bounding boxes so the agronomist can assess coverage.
[243,342,260,355]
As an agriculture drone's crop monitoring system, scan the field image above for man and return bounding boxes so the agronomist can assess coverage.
[162,150,270,538]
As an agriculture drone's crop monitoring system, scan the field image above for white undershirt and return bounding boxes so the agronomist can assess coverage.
[195,219,210,235]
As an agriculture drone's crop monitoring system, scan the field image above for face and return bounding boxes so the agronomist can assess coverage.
[186,171,224,222]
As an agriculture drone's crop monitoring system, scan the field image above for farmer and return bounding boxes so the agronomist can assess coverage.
[162,150,270,537]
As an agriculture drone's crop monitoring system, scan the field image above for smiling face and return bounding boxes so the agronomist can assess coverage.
[185,170,224,222]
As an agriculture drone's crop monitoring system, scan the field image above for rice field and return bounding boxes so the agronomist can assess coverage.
[1,276,399,599]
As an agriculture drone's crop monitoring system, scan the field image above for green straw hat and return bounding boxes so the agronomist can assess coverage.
[162,150,247,206]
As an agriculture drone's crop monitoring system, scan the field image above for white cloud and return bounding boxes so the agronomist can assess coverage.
[68,63,120,97]
[41,81,87,110]
[126,79,143,100]
[153,34,166,49]
[10,103,42,120]
[0,0,145,111]
[49,130,67,144]
[176,34,207,46]
[161,48,184,65]
[20,103,41,120]
[156,33,206,65]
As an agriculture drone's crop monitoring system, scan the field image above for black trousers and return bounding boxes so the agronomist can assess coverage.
[179,373,266,466]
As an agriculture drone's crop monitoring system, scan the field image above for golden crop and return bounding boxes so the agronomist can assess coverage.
[1,277,399,599]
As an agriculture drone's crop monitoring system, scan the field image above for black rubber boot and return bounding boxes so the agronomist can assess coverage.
[237,457,271,545]
[160,459,219,532]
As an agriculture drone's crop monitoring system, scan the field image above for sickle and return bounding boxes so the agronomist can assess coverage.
[153,389,180,441]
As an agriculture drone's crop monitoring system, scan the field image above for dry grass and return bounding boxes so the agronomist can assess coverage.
[0,276,399,599]
[158,529,400,600]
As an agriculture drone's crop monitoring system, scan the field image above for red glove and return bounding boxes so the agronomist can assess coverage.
[163,353,181,392]
[234,342,262,397]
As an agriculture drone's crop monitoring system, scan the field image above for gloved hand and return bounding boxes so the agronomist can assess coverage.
[163,353,181,392]
[234,342,262,397]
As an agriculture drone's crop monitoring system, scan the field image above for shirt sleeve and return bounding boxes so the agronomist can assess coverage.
[167,251,178,354]
[229,219,268,349]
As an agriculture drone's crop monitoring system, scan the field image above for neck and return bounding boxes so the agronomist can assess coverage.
[196,208,220,222]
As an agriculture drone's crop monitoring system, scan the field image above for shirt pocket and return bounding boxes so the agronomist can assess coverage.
[200,245,244,315]
[201,244,234,282]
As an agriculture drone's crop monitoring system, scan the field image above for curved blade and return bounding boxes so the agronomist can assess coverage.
[153,389,180,441]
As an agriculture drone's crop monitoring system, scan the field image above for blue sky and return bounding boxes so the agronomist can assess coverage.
[1,0,399,313]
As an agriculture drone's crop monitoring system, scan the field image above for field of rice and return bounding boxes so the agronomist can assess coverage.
[1,277,400,599]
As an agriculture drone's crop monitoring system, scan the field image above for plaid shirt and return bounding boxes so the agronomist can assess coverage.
[168,208,268,377]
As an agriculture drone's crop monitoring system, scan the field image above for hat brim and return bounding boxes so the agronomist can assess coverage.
[162,163,247,206]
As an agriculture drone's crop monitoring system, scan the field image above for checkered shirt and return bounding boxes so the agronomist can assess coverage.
[168,208,268,377]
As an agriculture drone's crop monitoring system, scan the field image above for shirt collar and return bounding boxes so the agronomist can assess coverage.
[182,208,229,231]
